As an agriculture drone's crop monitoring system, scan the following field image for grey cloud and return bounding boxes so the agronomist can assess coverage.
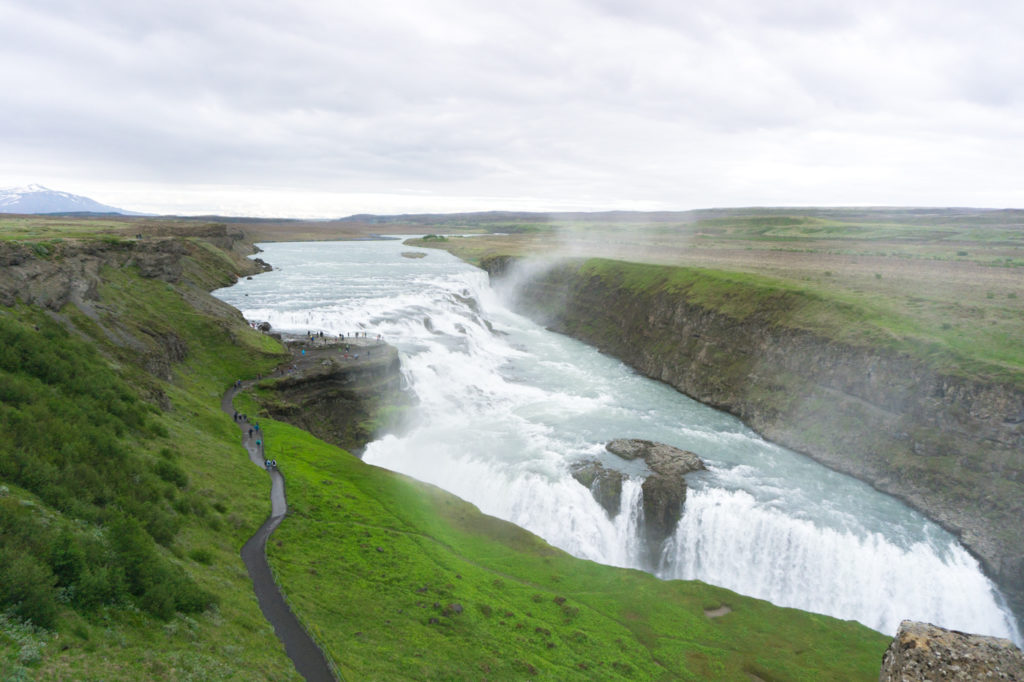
[0,0,1021,213]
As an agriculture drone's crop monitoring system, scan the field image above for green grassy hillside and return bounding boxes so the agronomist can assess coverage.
[0,232,297,680]
[1,219,890,680]
[233,406,889,680]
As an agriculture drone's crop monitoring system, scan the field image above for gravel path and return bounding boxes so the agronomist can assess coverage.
[222,385,335,682]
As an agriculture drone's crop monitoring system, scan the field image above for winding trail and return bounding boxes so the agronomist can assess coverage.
[222,385,336,682]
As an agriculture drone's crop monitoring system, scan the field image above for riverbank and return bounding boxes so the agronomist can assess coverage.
[217,238,894,678]
[476,254,1024,628]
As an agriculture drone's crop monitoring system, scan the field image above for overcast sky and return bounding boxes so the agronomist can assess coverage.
[1,0,1021,217]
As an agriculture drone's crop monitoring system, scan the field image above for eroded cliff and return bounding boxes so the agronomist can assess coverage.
[254,340,406,453]
[482,255,1024,626]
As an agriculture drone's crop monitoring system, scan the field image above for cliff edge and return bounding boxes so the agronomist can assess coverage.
[481,255,1024,627]
[252,337,406,453]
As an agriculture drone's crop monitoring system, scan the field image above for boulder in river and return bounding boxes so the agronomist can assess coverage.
[570,460,625,517]
[606,439,706,568]
[606,439,706,476]
[639,474,686,558]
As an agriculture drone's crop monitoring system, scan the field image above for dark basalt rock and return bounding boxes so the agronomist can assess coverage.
[262,343,406,452]
[570,460,625,517]
[606,439,706,567]
[607,439,706,476]
[640,474,686,557]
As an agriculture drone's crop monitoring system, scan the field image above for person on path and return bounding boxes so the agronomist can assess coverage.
[249,428,253,438]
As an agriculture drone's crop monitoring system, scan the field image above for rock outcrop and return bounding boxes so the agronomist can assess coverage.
[879,620,1024,681]
[259,341,406,453]
[569,440,706,566]
[0,227,268,405]
[607,439,706,564]
[481,256,1024,625]
[569,460,625,517]
[0,226,265,311]
[607,439,706,476]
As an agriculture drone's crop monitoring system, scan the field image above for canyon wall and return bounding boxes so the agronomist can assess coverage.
[258,344,405,453]
[482,255,1024,625]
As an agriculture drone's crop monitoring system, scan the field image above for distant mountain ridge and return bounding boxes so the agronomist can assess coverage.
[0,183,141,215]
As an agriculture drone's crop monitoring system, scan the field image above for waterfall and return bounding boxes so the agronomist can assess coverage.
[214,239,1022,645]
[659,487,1020,640]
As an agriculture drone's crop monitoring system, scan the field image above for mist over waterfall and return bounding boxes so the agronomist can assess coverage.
[214,239,1021,645]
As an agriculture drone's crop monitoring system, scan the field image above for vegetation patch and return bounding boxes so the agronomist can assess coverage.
[244,415,888,680]
[0,224,298,679]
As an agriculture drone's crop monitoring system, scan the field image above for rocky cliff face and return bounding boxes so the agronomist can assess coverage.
[482,256,1024,627]
[259,344,405,453]
[0,226,266,311]
[0,227,269,393]
[879,620,1024,681]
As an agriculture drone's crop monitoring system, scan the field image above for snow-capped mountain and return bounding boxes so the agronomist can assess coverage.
[0,184,136,214]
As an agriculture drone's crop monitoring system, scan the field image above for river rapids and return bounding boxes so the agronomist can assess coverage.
[215,239,1021,644]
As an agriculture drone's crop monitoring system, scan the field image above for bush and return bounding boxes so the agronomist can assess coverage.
[49,530,86,588]
[75,563,125,611]
[0,549,59,629]
[107,515,216,619]
[154,460,188,489]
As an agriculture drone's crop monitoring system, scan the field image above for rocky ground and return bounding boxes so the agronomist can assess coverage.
[880,620,1023,681]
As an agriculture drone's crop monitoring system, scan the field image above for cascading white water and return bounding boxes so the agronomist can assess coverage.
[214,238,1021,645]
[661,487,1010,637]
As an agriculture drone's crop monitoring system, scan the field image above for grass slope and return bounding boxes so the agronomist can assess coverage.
[1,233,298,680]
[411,208,1024,388]
[575,258,1024,384]
[1,217,892,680]
[239,412,889,680]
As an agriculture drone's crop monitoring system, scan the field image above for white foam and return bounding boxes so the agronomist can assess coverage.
[214,239,1022,645]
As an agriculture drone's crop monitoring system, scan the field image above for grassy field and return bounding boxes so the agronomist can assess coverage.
[408,208,1024,387]
[237,411,889,680]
